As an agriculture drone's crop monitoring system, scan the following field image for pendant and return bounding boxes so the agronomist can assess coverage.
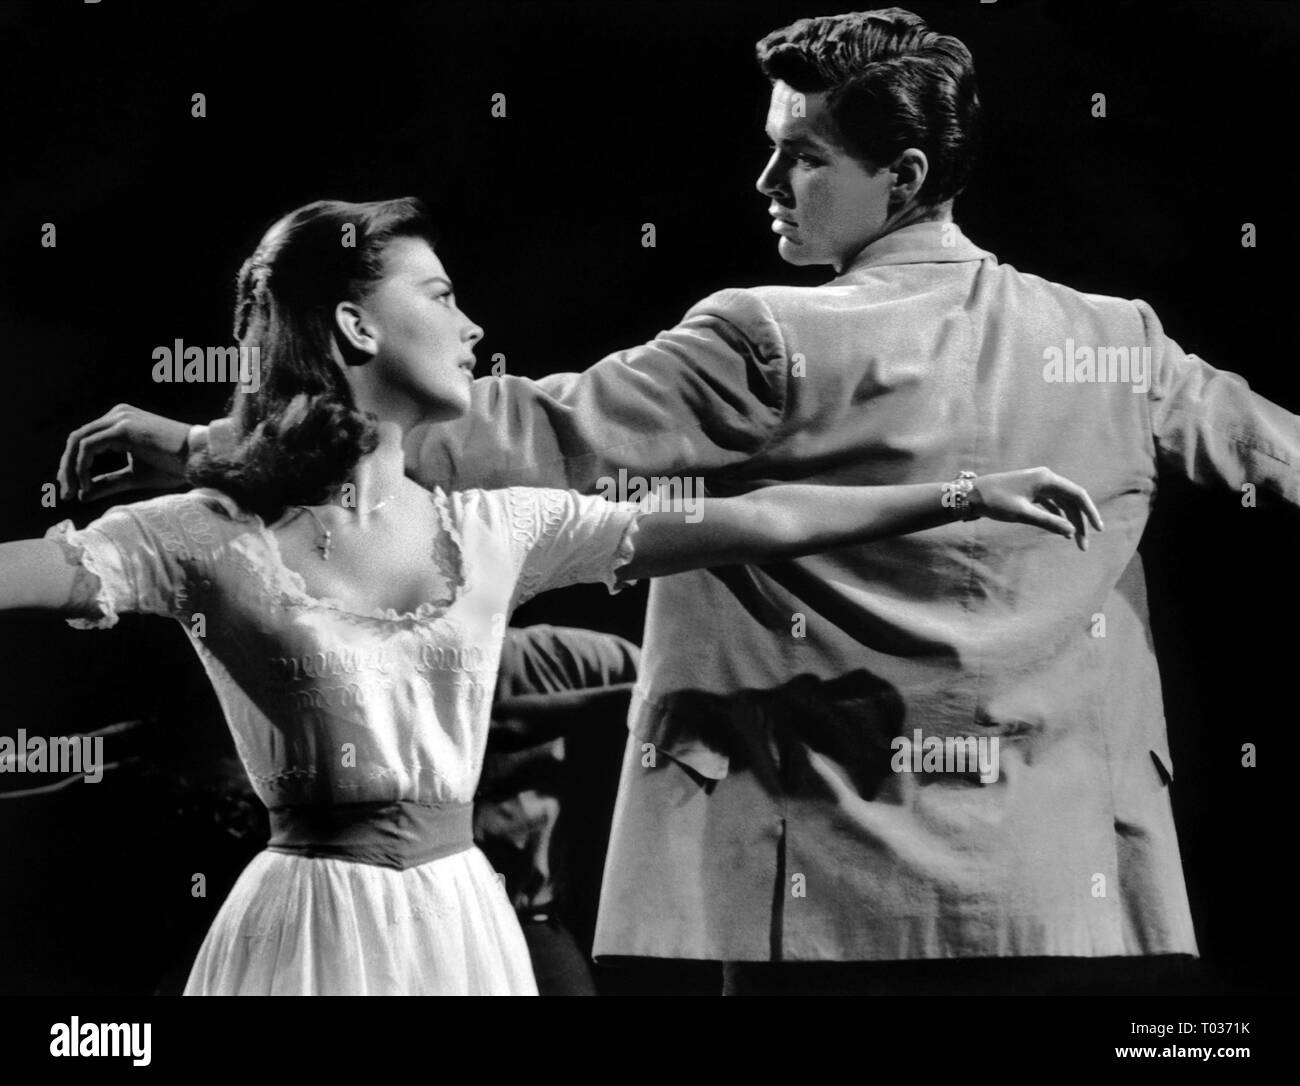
[316,529,333,561]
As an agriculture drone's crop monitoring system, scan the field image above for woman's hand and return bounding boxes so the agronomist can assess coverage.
[970,467,1104,550]
[57,404,192,502]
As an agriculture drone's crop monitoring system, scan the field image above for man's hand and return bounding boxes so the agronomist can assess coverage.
[58,404,193,502]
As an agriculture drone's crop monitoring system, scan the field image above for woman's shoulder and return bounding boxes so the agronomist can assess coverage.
[438,485,577,539]
[94,487,260,546]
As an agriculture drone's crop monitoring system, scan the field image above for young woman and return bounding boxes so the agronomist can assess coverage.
[0,198,1101,995]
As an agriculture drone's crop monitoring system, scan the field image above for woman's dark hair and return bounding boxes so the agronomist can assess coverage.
[756,8,980,207]
[187,197,438,520]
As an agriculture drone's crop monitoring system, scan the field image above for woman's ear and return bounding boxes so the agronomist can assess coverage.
[333,300,377,364]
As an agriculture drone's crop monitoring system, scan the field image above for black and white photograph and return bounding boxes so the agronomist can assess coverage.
[0,0,1294,1067]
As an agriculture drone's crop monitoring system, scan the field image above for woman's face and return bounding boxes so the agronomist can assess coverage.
[346,237,483,424]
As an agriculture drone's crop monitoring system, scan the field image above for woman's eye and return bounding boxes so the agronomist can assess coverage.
[433,292,454,307]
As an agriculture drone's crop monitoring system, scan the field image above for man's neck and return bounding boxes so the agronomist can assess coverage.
[837,201,954,272]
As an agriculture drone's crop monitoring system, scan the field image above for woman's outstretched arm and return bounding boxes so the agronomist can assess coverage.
[618,468,1104,583]
[0,539,102,617]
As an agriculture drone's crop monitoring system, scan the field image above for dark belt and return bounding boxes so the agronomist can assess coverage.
[266,800,474,870]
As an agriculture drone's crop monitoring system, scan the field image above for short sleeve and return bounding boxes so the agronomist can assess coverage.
[44,492,224,630]
[500,488,647,610]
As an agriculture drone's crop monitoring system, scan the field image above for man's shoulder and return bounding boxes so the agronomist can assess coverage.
[684,282,851,318]
[994,261,1149,329]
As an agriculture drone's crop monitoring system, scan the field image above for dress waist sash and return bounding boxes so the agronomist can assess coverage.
[266,800,474,870]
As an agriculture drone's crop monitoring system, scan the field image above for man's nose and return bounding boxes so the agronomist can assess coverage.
[755,152,787,200]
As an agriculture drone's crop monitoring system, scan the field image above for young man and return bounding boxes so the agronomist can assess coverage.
[57,9,1299,994]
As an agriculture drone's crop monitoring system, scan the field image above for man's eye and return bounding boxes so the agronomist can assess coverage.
[767,142,819,167]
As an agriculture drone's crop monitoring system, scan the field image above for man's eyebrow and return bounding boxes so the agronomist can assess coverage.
[766,131,828,152]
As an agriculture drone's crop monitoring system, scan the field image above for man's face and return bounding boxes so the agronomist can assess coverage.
[756,80,895,271]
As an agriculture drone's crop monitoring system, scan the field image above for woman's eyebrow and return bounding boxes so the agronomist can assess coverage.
[418,276,454,291]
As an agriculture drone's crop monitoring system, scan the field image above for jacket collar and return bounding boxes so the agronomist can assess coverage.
[837,220,996,277]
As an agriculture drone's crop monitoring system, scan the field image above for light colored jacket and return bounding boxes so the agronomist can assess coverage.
[392,221,1298,960]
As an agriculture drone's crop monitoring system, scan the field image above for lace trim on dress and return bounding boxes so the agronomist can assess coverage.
[246,488,469,625]
[605,506,646,596]
[429,486,469,602]
[508,489,572,607]
[45,520,122,630]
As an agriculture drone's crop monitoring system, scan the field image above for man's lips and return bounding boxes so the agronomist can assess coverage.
[769,207,797,236]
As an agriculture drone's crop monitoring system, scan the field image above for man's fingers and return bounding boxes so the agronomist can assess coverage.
[83,465,138,503]
[59,415,117,499]
[72,425,127,497]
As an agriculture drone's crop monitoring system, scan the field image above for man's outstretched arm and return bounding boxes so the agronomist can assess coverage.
[1142,299,1300,505]
[403,289,788,492]
[58,289,790,501]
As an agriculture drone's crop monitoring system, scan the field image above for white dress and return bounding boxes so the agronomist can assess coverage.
[48,485,644,995]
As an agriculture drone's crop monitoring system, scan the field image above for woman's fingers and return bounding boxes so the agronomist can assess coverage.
[1041,474,1104,532]
[1013,499,1077,540]
[1047,493,1087,550]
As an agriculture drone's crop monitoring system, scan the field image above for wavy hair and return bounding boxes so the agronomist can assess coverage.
[187,197,438,519]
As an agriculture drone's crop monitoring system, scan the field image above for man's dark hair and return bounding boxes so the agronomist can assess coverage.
[756,8,980,206]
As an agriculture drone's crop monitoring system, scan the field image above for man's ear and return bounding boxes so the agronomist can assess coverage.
[888,148,930,210]
[334,300,377,363]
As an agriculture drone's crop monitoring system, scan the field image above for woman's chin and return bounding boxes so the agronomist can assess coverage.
[415,395,471,425]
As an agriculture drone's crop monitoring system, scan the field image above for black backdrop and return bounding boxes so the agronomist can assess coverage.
[0,0,1296,995]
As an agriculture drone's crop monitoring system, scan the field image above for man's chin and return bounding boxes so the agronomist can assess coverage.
[776,236,823,267]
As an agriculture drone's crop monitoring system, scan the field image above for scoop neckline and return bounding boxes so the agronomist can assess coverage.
[212,485,469,624]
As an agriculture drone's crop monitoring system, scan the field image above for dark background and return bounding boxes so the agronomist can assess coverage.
[0,0,1296,995]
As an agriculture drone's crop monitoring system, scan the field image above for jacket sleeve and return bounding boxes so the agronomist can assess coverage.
[1141,299,1300,504]
[402,288,790,492]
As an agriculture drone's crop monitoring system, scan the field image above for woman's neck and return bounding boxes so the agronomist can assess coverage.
[346,421,408,512]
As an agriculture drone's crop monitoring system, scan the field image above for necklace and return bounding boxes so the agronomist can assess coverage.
[296,493,397,561]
